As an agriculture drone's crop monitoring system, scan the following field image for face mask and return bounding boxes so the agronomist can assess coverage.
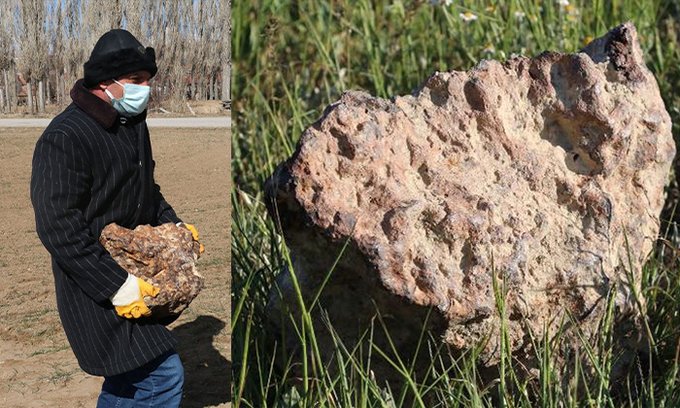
[104,79,150,117]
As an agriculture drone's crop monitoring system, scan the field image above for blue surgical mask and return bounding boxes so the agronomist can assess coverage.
[104,79,150,117]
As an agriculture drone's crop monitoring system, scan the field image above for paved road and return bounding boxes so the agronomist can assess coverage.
[0,116,231,128]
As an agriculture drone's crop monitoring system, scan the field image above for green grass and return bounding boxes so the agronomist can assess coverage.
[28,344,71,358]
[232,1,680,406]
[44,365,76,385]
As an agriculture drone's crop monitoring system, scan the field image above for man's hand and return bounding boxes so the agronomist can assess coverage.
[178,222,205,254]
[111,275,160,319]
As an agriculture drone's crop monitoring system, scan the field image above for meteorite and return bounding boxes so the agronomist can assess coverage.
[100,223,204,317]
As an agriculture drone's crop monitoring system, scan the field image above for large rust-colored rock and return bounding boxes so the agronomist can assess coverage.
[265,23,675,377]
[100,223,204,317]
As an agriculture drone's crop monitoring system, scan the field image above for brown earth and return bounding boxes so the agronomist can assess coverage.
[0,127,231,407]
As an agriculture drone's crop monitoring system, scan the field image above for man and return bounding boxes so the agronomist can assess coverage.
[30,29,197,407]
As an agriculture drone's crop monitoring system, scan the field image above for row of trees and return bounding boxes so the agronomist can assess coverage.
[0,0,231,114]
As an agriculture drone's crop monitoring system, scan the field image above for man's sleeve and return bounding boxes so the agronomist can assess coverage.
[30,131,128,304]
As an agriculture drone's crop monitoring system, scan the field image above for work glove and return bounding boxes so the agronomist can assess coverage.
[110,274,160,319]
[177,222,205,255]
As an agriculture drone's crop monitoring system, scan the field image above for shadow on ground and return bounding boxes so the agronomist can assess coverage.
[173,315,231,407]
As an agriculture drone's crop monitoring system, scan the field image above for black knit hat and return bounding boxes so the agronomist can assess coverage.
[83,29,157,88]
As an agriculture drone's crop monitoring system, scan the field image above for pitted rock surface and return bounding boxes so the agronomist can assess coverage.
[265,23,675,371]
[100,223,204,317]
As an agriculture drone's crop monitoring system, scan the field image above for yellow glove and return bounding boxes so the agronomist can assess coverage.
[111,276,160,319]
[184,223,199,240]
[179,222,205,254]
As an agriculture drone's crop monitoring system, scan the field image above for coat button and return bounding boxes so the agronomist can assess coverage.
[137,203,141,208]
[138,161,142,167]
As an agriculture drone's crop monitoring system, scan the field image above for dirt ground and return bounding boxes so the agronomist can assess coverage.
[0,127,231,407]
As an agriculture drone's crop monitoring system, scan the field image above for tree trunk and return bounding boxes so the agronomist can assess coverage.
[55,74,60,106]
[46,77,51,106]
[62,72,68,106]
[2,69,8,112]
[214,75,218,101]
[11,66,17,112]
[221,62,230,102]
[27,80,34,114]
[4,68,13,113]
[38,80,45,113]
[60,78,64,107]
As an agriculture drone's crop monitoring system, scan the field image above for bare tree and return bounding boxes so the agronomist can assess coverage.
[16,0,49,114]
[0,1,17,112]
[222,0,231,102]
[60,0,86,104]
[1,0,230,115]
[123,0,143,39]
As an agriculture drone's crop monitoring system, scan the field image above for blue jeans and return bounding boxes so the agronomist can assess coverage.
[96,350,184,408]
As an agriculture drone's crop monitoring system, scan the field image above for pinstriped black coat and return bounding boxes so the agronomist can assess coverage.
[30,79,181,376]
